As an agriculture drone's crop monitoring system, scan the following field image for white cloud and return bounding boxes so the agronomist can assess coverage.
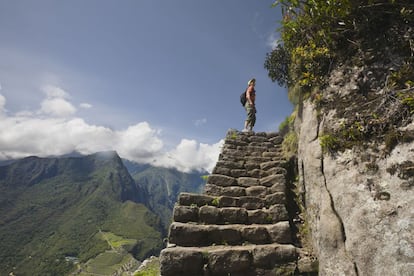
[40,97,77,117]
[80,103,92,109]
[38,85,77,117]
[154,139,223,173]
[115,122,164,162]
[0,93,221,172]
[42,85,69,99]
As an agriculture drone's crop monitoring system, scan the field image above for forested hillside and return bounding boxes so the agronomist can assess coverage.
[0,152,163,275]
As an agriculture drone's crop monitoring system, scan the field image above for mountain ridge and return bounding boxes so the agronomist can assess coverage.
[0,151,162,275]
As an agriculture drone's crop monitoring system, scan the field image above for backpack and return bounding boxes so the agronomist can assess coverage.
[240,90,247,106]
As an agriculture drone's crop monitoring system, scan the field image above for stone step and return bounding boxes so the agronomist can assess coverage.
[178,192,287,210]
[214,159,287,173]
[204,183,247,197]
[159,130,299,276]
[159,243,298,276]
[204,181,286,197]
[173,203,288,225]
[219,155,275,164]
[168,221,292,247]
[212,166,288,178]
[206,174,238,187]
[215,160,245,170]
[221,144,279,155]
[220,146,282,157]
[211,167,264,178]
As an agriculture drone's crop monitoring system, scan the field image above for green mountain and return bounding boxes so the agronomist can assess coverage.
[0,152,163,276]
[123,160,207,231]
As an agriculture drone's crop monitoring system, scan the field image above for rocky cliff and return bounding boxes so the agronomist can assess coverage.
[296,64,414,275]
[265,2,414,274]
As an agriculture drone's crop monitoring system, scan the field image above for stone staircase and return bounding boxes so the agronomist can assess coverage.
[159,130,314,276]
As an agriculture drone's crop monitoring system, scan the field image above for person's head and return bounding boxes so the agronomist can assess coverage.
[248,78,256,86]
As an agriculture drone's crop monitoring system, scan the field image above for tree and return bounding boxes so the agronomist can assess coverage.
[264,44,291,87]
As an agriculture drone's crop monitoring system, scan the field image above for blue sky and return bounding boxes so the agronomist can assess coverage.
[0,0,292,172]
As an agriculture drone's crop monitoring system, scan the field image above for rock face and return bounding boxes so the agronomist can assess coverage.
[297,96,414,275]
[159,130,316,276]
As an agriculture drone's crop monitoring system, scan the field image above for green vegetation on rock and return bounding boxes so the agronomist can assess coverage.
[134,257,160,276]
[267,1,414,155]
[266,0,414,102]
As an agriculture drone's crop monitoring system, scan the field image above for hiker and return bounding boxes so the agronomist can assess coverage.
[243,78,256,132]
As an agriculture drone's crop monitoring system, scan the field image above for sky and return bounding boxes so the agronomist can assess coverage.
[0,0,292,173]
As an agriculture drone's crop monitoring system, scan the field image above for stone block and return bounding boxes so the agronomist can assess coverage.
[260,161,282,171]
[269,182,286,193]
[224,138,248,146]
[246,186,268,197]
[245,162,260,171]
[267,167,287,175]
[247,209,272,224]
[216,160,245,170]
[238,177,260,187]
[208,225,242,245]
[269,204,289,222]
[266,221,292,244]
[204,184,224,196]
[207,174,237,187]
[269,136,283,144]
[173,205,199,223]
[178,193,213,207]
[249,136,269,143]
[206,248,252,274]
[247,146,268,152]
[199,205,221,224]
[252,244,297,268]
[217,196,239,207]
[220,207,248,224]
[212,166,231,176]
[260,174,286,187]
[252,245,278,269]
[239,196,265,210]
[168,222,210,246]
[248,151,263,156]
[247,156,272,163]
[241,225,270,244]
[221,186,246,197]
[262,151,282,158]
[239,196,265,208]
[248,169,262,178]
[230,169,248,177]
[265,192,286,206]
[159,247,204,276]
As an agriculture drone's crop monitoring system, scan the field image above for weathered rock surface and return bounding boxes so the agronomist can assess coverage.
[298,93,414,275]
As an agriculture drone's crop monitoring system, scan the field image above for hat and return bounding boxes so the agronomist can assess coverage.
[248,78,256,85]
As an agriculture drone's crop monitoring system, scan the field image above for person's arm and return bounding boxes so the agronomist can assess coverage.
[246,86,254,105]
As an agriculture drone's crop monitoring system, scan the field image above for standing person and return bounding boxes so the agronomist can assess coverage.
[243,78,256,132]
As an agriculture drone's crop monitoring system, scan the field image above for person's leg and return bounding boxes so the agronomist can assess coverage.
[245,104,255,131]
[250,110,256,131]
[243,120,249,131]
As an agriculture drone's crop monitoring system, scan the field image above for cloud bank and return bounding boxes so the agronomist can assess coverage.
[0,85,223,173]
